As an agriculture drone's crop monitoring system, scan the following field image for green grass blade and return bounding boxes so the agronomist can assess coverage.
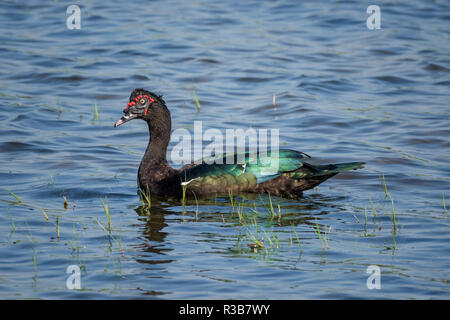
[101,198,112,232]
[6,189,22,203]
[291,225,302,250]
[193,90,201,112]
[41,208,49,221]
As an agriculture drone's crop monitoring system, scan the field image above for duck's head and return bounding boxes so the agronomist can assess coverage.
[114,88,167,128]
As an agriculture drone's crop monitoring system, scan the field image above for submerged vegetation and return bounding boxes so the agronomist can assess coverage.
[1,169,444,279]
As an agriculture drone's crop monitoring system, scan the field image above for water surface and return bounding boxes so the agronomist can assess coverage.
[0,0,449,299]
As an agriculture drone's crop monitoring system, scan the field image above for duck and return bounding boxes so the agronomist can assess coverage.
[114,88,365,199]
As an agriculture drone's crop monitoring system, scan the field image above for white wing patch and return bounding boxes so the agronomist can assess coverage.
[180,177,200,186]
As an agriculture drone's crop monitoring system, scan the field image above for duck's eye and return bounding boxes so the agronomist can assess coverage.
[139,98,146,105]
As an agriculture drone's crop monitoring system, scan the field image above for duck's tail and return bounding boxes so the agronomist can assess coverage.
[312,162,366,176]
[287,161,365,180]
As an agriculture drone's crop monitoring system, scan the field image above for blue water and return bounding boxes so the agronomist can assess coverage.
[0,0,449,299]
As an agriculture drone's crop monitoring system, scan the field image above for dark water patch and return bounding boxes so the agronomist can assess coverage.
[235,77,272,83]
[113,49,156,57]
[423,63,450,72]
[370,49,398,56]
[51,75,88,82]
[373,76,415,84]
[132,74,150,81]
[102,77,127,83]
[196,58,221,64]
[0,141,36,153]
[434,80,450,86]
[403,137,446,146]
[324,67,358,74]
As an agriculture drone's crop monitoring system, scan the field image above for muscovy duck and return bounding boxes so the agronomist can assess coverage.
[114,88,364,199]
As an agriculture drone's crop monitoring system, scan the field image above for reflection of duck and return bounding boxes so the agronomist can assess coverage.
[115,89,364,199]
[133,204,173,297]
[136,205,168,245]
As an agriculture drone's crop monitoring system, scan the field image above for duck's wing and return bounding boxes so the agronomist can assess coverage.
[177,149,309,185]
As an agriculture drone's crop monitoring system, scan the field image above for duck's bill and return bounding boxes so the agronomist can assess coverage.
[114,113,137,127]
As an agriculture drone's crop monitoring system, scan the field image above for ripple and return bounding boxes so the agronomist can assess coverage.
[373,76,415,84]
[0,0,449,300]
[423,63,450,72]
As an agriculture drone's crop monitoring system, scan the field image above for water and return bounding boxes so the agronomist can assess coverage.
[0,0,449,299]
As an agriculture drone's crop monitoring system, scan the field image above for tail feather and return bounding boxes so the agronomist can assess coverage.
[257,161,365,197]
[287,161,365,180]
[313,162,365,176]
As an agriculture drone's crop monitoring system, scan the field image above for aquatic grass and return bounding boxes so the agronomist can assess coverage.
[379,173,388,199]
[32,252,37,273]
[262,229,275,248]
[258,227,280,249]
[388,194,400,231]
[138,186,151,208]
[68,239,78,252]
[242,217,264,250]
[178,188,187,218]
[369,197,376,216]
[193,90,201,112]
[68,224,82,254]
[313,219,329,250]
[56,98,63,119]
[56,216,60,241]
[291,225,302,251]
[246,229,264,250]
[228,190,236,214]
[258,193,276,219]
[368,188,399,250]
[442,193,447,214]
[391,232,398,251]
[4,189,56,222]
[236,200,245,222]
[40,208,49,221]
[180,176,188,211]
[267,193,275,219]
[101,198,112,232]
[92,101,99,120]
[6,189,22,203]
[95,217,107,233]
[369,197,378,223]
[10,216,15,232]
[272,232,280,248]
[230,197,304,254]
[95,211,125,256]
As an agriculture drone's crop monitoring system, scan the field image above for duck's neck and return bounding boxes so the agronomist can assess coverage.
[145,120,170,164]
[138,113,173,189]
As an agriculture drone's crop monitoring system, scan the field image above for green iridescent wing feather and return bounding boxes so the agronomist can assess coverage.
[180,149,307,183]
[177,149,364,195]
